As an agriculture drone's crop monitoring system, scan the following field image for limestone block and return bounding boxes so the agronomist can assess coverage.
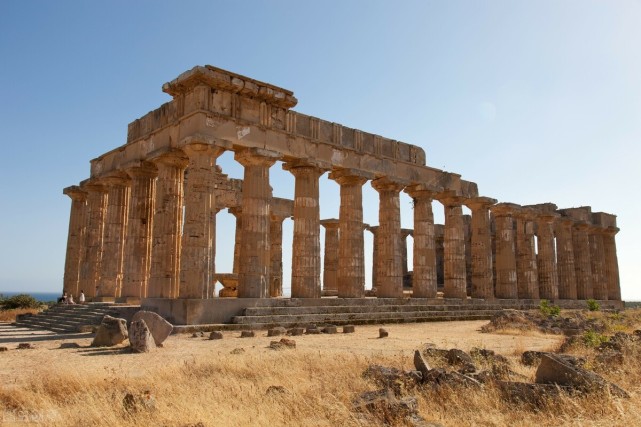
[129,319,156,353]
[91,315,128,347]
[131,310,173,346]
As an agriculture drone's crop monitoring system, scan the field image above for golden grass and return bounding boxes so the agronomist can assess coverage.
[0,308,42,322]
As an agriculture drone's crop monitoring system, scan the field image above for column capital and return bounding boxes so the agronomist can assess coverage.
[125,161,158,179]
[101,171,132,188]
[404,184,442,199]
[234,147,280,167]
[604,226,620,236]
[328,168,373,186]
[282,158,331,173]
[465,196,497,211]
[536,211,560,224]
[573,221,591,231]
[183,142,226,160]
[401,228,413,238]
[366,225,379,234]
[228,206,242,217]
[151,149,189,169]
[490,202,521,217]
[435,190,466,206]
[587,224,607,235]
[63,185,87,201]
[512,206,537,220]
[320,218,340,229]
[270,212,291,223]
[556,216,575,230]
[81,179,108,194]
[371,176,409,193]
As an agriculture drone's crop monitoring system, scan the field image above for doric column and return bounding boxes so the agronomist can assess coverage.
[513,208,539,299]
[405,186,438,298]
[371,177,406,298]
[62,186,87,297]
[572,222,593,299]
[537,212,559,300]
[180,143,225,299]
[490,203,519,299]
[97,174,131,301]
[556,217,578,300]
[149,151,188,298]
[465,197,497,299]
[603,227,621,301]
[366,226,379,291]
[235,148,280,298]
[435,193,467,299]
[328,169,370,298]
[588,225,608,300]
[269,213,289,297]
[228,207,242,274]
[284,160,327,298]
[121,162,157,303]
[78,181,108,300]
[321,219,340,293]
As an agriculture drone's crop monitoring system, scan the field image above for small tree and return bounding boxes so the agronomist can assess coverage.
[0,294,41,310]
[539,299,561,317]
[587,299,600,312]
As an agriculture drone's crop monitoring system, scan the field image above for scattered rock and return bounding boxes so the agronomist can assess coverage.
[363,365,421,396]
[129,319,156,353]
[240,331,255,338]
[230,348,245,355]
[322,325,338,334]
[422,368,481,388]
[287,327,305,336]
[343,325,356,333]
[535,353,628,398]
[266,385,287,395]
[17,343,34,350]
[209,331,223,340]
[131,311,173,346]
[267,327,286,337]
[595,350,624,366]
[354,388,428,427]
[481,310,535,332]
[497,381,567,407]
[123,390,156,413]
[379,328,389,338]
[413,350,431,378]
[306,325,321,334]
[191,333,199,338]
[422,347,449,360]
[0,346,8,352]
[59,342,81,349]
[91,315,128,347]
[269,338,296,350]
[521,351,585,368]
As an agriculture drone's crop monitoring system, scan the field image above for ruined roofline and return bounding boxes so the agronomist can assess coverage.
[162,65,298,109]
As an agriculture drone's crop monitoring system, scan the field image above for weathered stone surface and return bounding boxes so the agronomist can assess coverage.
[129,319,156,353]
[59,342,81,349]
[354,388,431,427]
[363,365,421,396]
[497,381,567,407]
[91,315,128,347]
[267,327,286,337]
[240,330,255,338]
[343,325,356,333]
[287,327,305,336]
[0,346,8,352]
[322,325,338,334]
[413,350,431,378]
[422,368,481,388]
[209,331,223,340]
[306,325,321,334]
[17,343,34,350]
[123,390,156,413]
[379,328,389,338]
[131,311,173,346]
[535,353,628,397]
[269,338,296,350]
[266,385,287,395]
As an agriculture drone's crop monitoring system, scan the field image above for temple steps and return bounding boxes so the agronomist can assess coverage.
[13,303,129,333]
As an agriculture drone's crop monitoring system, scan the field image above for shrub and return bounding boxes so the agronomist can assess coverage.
[539,299,561,317]
[0,294,41,310]
[582,330,609,347]
[587,299,600,312]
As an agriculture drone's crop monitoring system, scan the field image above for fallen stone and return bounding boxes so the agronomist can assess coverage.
[363,365,421,396]
[422,368,481,388]
[446,348,474,366]
[123,390,156,413]
[191,333,199,338]
[343,325,356,333]
[322,325,338,334]
[267,327,286,337]
[240,331,255,338]
[422,347,449,360]
[287,327,304,336]
[535,353,628,398]
[279,338,296,348]
[131,311,173,346]
[481,309,535,332]
[354,388,431,427]
[413,350,431,379]
[230,348,245,355]
[59,342,81,349]
[497,381,567,407]
[91,315,128,347]
[129,319,156,353]
[207,331,222,340]
[0,346,8,352]
[266,385,287,395]
[521,351,585,368]
[269,338,296,350]
[306,326,321,334]
[17,343,34,350]
[379,328,389,338]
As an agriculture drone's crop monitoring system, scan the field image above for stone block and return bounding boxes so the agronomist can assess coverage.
[129,319,156,353]
[131,310,173,346]
[91,315,128,347]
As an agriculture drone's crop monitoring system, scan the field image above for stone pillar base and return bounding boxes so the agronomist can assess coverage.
[116,297,142,304]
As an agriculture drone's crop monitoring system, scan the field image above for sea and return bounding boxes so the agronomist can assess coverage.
[0,291,61,303]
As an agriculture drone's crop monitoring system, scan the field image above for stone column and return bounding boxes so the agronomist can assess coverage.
[228,207,242,274]
[603,227,621,301]
[284,161,327,298]
[148,151,188,298]
[465,197,497,300]
[556,218,578,300]
[371,177,406,298]
[491,203,519,299]
[62,186,87,297]
[321,219,340,293]
[235,148,280,298]
[329,169,370,298]
[78,181,108,300]
[121,162,157,303]
[573,222,593,300]
[97,175,130,301]
[180,144,225,299]
[270,213,289,297]
[513,209,539,299]
[405,186,438,298]
[537,213,559,300]
[366,226,379,292]
[436,193,467,299]
[589,226,608,300]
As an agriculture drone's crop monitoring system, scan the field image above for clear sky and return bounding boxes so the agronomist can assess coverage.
[1,1,639,300]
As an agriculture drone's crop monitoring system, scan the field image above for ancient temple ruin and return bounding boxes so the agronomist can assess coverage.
[62,65,622,325]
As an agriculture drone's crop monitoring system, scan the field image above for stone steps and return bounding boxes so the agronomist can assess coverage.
[242,303,531,316]
[14,303,125,333]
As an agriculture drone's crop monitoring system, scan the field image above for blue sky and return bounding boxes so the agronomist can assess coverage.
[1,1,639,300]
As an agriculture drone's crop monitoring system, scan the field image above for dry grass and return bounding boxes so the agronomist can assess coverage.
[0,314,639,427]
[0,308,42,323]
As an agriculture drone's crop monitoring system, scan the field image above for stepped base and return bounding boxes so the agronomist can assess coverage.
[93,297,116,302]
[117,297,141,304]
